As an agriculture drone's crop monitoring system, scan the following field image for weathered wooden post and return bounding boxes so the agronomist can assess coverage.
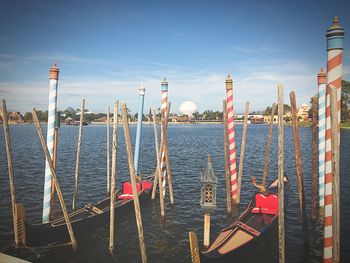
[121,102,148,263]
[324,16,344,263]
[72,98,85,211]
[225,74,238,206]
[50,111,61,219]
[318,69,327,211]
[290,91,306,220]
[109,101,119,253]
[107,106,110,194]
[200,154,217,249]
[43,63,59,223]
[32,108,77,250]
[164,103,174,205]
[188,231,201,263]
[277,84,285,263]
[1,99,20,247]
[222,100,232,214]
[151,108,160,200]
[236,101,249,204]
[330,86,340,263]
[134,84,146,175]
[312,96,318,221]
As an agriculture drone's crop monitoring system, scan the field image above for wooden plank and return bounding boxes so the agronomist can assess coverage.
[0,253,31,263]
[121,102,148,263]
[32,109,77,250]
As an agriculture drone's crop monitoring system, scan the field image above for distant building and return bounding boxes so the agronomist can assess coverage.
[297,103,310,121]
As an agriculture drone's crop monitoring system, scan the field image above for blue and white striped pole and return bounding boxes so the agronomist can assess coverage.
[43,63,59,223]
[318,68,326,209]
[134,84,145,175]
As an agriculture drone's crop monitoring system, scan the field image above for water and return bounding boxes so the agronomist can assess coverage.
[0,124,349,262]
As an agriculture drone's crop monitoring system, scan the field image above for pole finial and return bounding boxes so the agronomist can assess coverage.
[225,74,233,90]
[207,154,211,163]
[139,83,145,95]
[318,68,327,85]
[333,16,339,26]
[50,63,59,80]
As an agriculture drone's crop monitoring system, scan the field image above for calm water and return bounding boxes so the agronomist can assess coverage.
[0,124,349,263]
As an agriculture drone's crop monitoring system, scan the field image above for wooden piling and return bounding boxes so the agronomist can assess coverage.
[164,103,174,205]
[107,106,110,194]
[236,101,249,204]
[223,100,232,214]
[151,108,160,200]
[290,91,306,220]
[50,112,60,219]
[72,98,85,211]
[109,102,119,253]
[330,86,340,262]
[1,99,19,247]
[277,84,285,263]
[203,213,211,248]
[32,108,77,250]
[189,231,201,263]
[311,96,318,221]
[121,102,148,263]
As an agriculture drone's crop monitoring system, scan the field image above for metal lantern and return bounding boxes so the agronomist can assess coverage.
[200,154,217,212]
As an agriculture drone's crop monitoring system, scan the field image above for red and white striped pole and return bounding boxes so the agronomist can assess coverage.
[324,16,344,263]
[225,74,237,205]
[160,78,168,212]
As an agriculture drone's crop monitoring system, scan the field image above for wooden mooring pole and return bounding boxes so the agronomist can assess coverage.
[330,86,340,262]
[164,103,174,205]
[312,96,318,221]
[1,99,20,247]
[72,98,85,211]
[107,106,111,195]
[277,84,285,263]
[290,91,306,221]
[151,108,160,200]
[109,101,119,253]
[222,99,232,214]
[189,231,200,263]
[203,213,211,248]
[32,108,77,250]
[121,102,148,263]
[236,101,249,204]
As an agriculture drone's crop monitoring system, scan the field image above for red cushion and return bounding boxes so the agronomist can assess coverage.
[122,182,141,195]
[118,194,134,200]
[251,193,278,215]
[142,181,152,190]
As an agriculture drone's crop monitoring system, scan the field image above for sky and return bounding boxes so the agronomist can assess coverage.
[0,0,349,114]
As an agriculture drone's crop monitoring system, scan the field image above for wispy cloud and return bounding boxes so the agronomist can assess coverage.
[230,45,281,54]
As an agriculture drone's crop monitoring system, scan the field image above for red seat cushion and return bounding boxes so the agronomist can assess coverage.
[142,181,152,190]
[121,182,141,195]
[251,193,278,215]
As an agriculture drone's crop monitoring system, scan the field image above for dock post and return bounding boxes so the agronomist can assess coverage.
[189,231,201,263]
[151,108,160,200]
[1,100,19,247]
[203,213,211,248]
[32,109,77,250]
[290,91,306,221]
[134,84,145,175]
[72,98,85,211]
[312,96,318,221]
[42,63,59,223]
[318,68,327,212]
[236,101,249,204]
[277,84,285,263]
[222,100,232,214]
[225,74,238,206]
[121,102,148,263]
[109,101,119,253]
[325,16,344,263]
[330,86,340,263]
[164,103,174,205]
[107,106,110,194]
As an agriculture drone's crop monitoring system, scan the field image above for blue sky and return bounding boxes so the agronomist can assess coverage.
[0,0,349,114]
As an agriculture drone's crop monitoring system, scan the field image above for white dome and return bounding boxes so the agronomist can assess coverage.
[179,101,198,116]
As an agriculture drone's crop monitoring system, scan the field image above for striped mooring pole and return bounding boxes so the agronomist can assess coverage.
[225,74,237,205]
[134,84,146,175]
[160,78,168,201]
[318,68,327,210]
[324,16,344,263]
[42,63,59,223]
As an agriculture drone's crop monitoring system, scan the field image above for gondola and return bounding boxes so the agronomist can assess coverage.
[201,177,288,263]
[22,180,153,248]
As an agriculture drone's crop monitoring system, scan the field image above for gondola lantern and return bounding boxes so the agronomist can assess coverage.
[200,154,217,248]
